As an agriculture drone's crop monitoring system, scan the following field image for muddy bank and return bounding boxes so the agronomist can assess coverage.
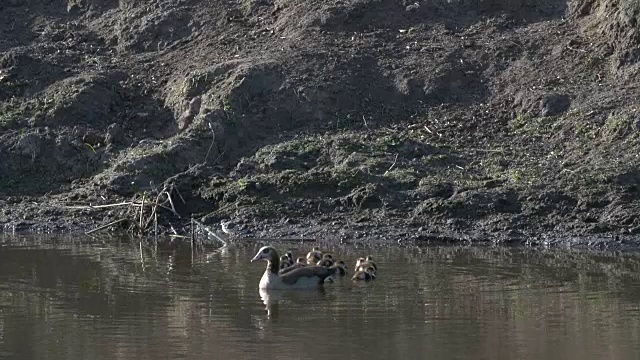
[1,0,640,248]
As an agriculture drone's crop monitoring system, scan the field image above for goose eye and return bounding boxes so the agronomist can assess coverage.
[262,248,269,254]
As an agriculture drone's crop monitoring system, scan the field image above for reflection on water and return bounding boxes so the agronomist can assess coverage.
[259,287,326,318]
[0,235,640,359]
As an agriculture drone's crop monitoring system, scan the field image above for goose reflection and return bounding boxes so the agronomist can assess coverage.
[259,287,326,318]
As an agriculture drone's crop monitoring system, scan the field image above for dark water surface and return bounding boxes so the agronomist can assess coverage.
[1,235,640,359]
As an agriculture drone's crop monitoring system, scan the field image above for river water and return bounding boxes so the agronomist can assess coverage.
[0,235,639,359]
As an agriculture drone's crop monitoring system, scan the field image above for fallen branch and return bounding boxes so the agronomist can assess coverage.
[86,218,128,235]
[192,218,227,246]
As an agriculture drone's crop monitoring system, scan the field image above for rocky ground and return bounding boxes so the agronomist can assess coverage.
[1,0,640,248]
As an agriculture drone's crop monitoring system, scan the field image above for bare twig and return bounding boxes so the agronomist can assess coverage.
[174,186,186,204]
[169,223,179,235]
[169,234,190,239]
[205,122,216,163]
[362,115,371,131]
[85,218,127,235]
[65,202,135,210]
[163,190,180,217]
[139,194,145,229]
[567,45,587,53]
[383,154,399,176]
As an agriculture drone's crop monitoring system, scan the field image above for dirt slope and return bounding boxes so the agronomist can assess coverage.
[1,0,640,247]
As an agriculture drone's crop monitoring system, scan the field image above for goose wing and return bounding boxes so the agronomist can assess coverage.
[280,266,336,285]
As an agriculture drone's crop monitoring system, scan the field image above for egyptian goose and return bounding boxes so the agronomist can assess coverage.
[352,266,376,281]
[252,246,337,289]
[279,255,293,270]
[279,257,307,275]
[306,247,323,264]
[220,220,238,236]
[365,255,377,270]
[316,258,334,268]
[354,257,377,272]
[285,251,294,263]
[331,260,348,276]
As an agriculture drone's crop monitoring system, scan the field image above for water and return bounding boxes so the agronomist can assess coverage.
[0,235,640,360]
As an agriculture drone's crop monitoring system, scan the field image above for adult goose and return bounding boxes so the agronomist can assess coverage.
[252,246,337,289]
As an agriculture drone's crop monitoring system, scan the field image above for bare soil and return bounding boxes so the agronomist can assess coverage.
[2,0,640,249]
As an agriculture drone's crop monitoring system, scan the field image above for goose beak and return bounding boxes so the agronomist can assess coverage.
[251,253,262,262]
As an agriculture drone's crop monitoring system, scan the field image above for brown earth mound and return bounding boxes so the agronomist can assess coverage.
[1,0,640,248]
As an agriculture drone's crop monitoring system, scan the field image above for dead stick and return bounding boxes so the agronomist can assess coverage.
[169,222,179,235]
[169,234,190,239]
[139,194,145,229]
[143,193,162,230]
[174,185,186,204]
[85,218,127,235]
[362,115,371,131]
[191,218,195,244]
[164,191,179,217]
[192,218,227,246]
[65,202,134,210]
[383,154,399,175]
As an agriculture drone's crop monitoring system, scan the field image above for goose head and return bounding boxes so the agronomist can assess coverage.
[279,255,291,269]
[306,247,323,264]
[251,246,278,263]
[322,253,333,260]
[285,251,293,262]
